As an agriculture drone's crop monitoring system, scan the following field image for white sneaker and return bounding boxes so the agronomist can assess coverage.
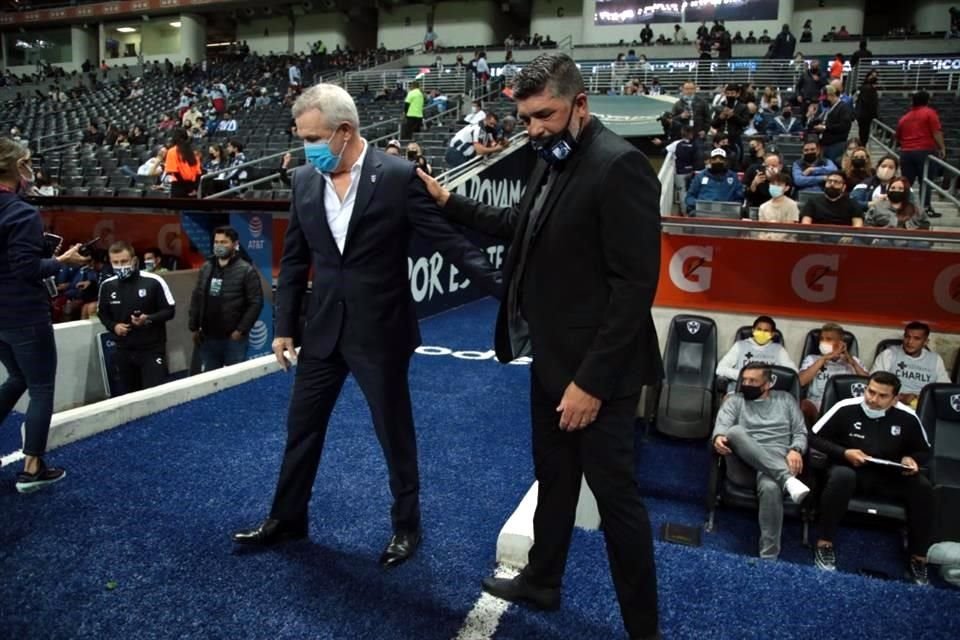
[784,477,810,504]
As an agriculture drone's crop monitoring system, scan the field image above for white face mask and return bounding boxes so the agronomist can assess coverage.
[861,399,887,419]
[818,341,834,355]
[877,167,895,181]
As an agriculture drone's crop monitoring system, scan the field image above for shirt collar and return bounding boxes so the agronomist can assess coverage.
[322,139,367,183]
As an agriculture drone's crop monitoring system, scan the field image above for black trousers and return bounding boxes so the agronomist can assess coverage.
[857,116,874,146]
[818,464,935,556]
[114,348,167,395]
[269,347,420,533]
[526,372,659,638]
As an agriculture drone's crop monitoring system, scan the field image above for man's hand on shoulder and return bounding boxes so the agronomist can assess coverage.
[417,168,450,208]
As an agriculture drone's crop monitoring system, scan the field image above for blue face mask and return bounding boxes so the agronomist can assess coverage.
[304,131,345,174]
[769,185,785,198]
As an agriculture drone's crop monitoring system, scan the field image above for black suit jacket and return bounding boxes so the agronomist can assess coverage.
[276,146,501,360]
[443,119,663,401]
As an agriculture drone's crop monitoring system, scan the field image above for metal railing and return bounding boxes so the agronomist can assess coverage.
[851,56,960,94]
[869,120,898,157]
[436,131,530,188]
[343,68,470,97]
[922,154,960,213]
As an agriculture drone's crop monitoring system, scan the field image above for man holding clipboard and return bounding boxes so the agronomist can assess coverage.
[809,371,934,584]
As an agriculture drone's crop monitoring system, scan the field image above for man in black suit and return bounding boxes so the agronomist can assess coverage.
[232,83,500,567]
[418,53,662,640]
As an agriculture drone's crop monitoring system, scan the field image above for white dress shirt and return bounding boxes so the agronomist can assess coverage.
[322,140,368,254]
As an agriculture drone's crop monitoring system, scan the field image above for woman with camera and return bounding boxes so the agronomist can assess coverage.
[0,137,88,493]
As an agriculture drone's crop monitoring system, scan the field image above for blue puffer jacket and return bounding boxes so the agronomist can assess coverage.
[0,191,61,329]
[685,168,745,213]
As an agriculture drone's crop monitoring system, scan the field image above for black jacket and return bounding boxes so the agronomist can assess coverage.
[189,254,264,337]
[771,31,796,59]
[856,83,879,119]
[97,271,176,350]
[711,100,751,141]
[443,118,663,401]
[819,100,854,146]
[672,95,711,135]
[275,147,501,359]
[810,397,930,466]
[796,69,826,103]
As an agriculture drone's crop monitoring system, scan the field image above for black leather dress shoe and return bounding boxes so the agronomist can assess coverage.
[379,530,421,567]
[232,518,307,546]
[481,574,561,611]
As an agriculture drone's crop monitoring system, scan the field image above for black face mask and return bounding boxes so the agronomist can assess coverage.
[709,162,727,174]
[782,111,792,118]
[726,97,737,107]
[887,190,907,204]
[824,186,843,199]
[532,97,582,165]
[802,152,818,164]
[852,158,866,169]
[741,385,764,401]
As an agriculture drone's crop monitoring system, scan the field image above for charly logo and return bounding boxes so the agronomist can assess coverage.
[249,216,263,239]
[791,254,839,303]
[669,245,713,293]
[248,320,269,350]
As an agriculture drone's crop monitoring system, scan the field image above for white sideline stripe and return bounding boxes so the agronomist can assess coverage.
[452,565,518,640]
[0,350,296,466]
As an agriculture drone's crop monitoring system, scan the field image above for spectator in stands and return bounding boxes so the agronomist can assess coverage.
[795,59,825,108]
[711,84,750,161]
[771,24,797,59]
[813,85,854,165]
[674,24,687,42]
[672,81,711,142]
[157,113,176,132]
[872,322,949,407]
[97,241,175,395]
[758,171,798,224]
[842,145,873,191]
[798,322,869,425]
[224,139,248,186]
[896,91,946,217]
[82,122,104,146]
[640,24,653,45]
[837,25,850,38]
[810,371,933,584]
[855,70,879,146]
[852,153,899,206]
[164,128,203,198]
[767,104,803,136]
[255,87,271,108]
[745,151,783,207]
[648,77,662,96]
[673,126,701,177]
[204,144,227,174]
[402,81,425,139]
[182,103,203,131]
[792,139,837,193]
[716,316,797,393]
[209,80,229,114]
[850,40,872,69]
[445,112,503,168]
[406,142,433,177]
[829,54,844,80]
[217,112,238,134]
[713,362,810,559]
[865,176,930,231]
[385,139,402,157]
[128,125,148,146]
[288,61,301,88]
[800,171,864,226]
[464,99,486,125]
[122,145,167,182]
[684,148,744,215]
[423,26,438,52]
[142,248,169,275]
[759,29,772,44]
[189,226,263,372]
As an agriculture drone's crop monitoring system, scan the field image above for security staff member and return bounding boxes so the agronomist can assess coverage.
[97,241,176,394]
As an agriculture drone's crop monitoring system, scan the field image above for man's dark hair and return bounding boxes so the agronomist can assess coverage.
[802,136,821,147]
[511,52,585,101]
[913,90,930,107]
[144,246,162,258]
[213,226,239,242]
[108,240,135,256]
[742,361,773,383]
[869,370,902,395]
[826,170,846,184]
[227,138,244,152]
[725,83,740,93]
[905,321,931,337]
[753,315,777,330]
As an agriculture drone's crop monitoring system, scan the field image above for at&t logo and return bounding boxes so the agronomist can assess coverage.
[249,216,263,239]
[248,320,269,350]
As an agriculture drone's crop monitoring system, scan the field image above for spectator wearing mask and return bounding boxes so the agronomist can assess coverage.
[744,151,783,207]
[402,81,425,139]
[97,241,176,395]
[813,85,854,165]
[855,70,879,146]
[872,322,949,407]
[742,137,767,173]
[684,148,744,215]
[716,316,797,394]
[189,227,264,371]
[798,322,869,426]
[711,84,750,161]
[767,104,803,136]
[852,153,899,207]
[810,371,933,585]
[0,137,89,492]
[673,126,702,177]
[384,139,402,156]
[406,142,433,177]
[216,111,238,133]
[758,172,799,224]
[164,128,202,198]
[672,81,711,142]
[896,91,946,216]
[800,172,864,226]
[792,139,838,193]
[795,60,825,107]
[865,177,930,231]
[142,248,169,274]
[842,145,873,191]
[445,112,502,168]
[464,100,486,125]
[128,125,148,146]
[223,139,248,186]
[712,362,810,560]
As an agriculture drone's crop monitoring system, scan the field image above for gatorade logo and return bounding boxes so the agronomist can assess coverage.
[791,254,839,303]
[668,245,713,293]
[933,264,960,314]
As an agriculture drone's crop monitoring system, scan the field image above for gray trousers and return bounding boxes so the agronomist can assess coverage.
[725,425,792,559]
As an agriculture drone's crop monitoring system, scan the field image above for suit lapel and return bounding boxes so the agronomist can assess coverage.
[342,147,382,257]
[299,167,339,255]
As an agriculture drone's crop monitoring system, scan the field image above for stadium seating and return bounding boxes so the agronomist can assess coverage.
[918,383,960,541]
[654,314,718,440]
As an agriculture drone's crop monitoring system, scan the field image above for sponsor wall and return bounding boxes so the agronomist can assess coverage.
[231,212,274,358]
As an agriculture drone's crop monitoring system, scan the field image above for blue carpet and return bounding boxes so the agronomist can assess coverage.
[2,297,959,640]
[0,410,24,453]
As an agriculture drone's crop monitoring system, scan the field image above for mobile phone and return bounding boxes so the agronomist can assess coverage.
[42,233,64,258]
[78,236,101,257]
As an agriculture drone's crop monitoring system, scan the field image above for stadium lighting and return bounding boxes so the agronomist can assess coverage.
[116,27,137,33]
[169,22,181,27]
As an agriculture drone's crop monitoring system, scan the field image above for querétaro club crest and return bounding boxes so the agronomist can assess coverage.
[850,382,867,397]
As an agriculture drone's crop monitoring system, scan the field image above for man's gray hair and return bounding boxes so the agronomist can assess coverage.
[291,83,360,130]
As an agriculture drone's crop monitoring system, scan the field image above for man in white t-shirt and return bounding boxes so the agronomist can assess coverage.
[872,321,950,407]
[445,112,502,168]
[798,322,869,425]
[716,315,797,394]
[288,63,302,87]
